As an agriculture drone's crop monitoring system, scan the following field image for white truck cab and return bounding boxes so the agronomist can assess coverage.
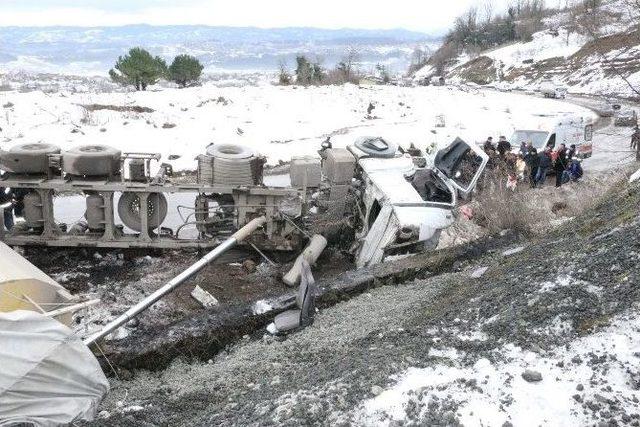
[345,137,488,267]
[509,114,594,158]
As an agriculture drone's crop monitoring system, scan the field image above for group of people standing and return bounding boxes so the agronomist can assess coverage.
[483,136,583,190]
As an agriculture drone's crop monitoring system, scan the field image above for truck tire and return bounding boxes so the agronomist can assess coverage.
[0,143,60,174]
[117,192,168,232]
[206,143,255,160]
[62,145,121,176]
[354,136,397,158]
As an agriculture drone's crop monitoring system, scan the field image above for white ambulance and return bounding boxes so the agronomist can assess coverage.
[509,114,594,158]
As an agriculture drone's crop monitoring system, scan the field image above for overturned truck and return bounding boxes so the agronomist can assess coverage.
[0,137,487,266]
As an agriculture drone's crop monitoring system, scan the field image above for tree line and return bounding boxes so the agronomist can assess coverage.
[278,47,390,86]
[109,47,204,90]
[415,0,549,75]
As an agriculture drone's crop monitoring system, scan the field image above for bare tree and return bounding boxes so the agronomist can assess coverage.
[334,47,361,83]
[580,0,640,97]
[407,46,433,75]
[483,0,495,23]
[278,59,292,85]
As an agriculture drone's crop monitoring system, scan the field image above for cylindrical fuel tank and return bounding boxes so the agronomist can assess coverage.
[85,194,105,231]
[23,192,44,228]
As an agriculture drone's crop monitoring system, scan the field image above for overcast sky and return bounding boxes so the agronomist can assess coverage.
[0,0,553,33]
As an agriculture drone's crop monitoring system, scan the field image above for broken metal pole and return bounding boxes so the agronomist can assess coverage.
[282,234,327,287]
[83,216,267,346]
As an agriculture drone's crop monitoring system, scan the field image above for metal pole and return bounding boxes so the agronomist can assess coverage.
[84,216,266,346]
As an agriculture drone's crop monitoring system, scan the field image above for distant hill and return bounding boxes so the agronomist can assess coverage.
[0,25,439,75]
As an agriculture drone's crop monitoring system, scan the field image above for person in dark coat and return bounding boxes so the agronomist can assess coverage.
[524,144,539,188]
[0,186,13,230]
[535,147,552,187]
[567,144,577,161]
[497,136,512,157]
[632,126,640,150]
[554,143,568,188]
[483,137,495,154]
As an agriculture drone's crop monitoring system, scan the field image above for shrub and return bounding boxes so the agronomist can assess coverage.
[278,60,292,85]
[168,54,204,87]
[473,170,542,236]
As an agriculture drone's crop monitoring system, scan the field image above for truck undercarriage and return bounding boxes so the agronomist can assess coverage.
[0,136,487,266]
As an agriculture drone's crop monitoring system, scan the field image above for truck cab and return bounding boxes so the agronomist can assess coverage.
[339,137,488,267]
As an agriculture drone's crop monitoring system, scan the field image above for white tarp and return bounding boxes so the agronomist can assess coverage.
[0,310,109,427]
[0,241,76,325]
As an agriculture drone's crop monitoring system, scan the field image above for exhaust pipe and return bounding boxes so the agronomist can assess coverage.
[84,216,267,346]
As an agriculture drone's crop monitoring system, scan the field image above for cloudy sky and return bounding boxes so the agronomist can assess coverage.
[0,0,547,33]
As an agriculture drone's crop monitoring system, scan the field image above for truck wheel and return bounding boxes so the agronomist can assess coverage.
[0,143,60,173]
[62,145,121,176]
[206,143,255,160]
[354,136,397,158]
[118,192,168,232]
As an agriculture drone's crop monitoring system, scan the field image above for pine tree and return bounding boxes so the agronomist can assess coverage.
[109,47,168,91]
[168,54,204,87]
[295,55,314,85]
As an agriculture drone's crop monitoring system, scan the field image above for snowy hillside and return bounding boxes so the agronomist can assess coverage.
[417,0,640,98]
[0,82,594,171]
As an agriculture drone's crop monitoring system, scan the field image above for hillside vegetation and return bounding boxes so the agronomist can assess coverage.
[416,0,640,98]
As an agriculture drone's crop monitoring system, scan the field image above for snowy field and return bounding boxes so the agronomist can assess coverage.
[0,83,596,170]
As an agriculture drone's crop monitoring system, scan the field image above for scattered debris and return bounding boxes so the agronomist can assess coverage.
[502,246,525,256]
[242,259,257,273]
[162,122,176,129]
[268,260,316,334]
[191,285,219,309]
[253,299,274,315]
[470,266,488,278]
[521,369,543,382]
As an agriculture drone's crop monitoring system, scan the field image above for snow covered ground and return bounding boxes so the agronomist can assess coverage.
[485,29,589,70]
[0,82,596,170]
[358,303,640,427]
